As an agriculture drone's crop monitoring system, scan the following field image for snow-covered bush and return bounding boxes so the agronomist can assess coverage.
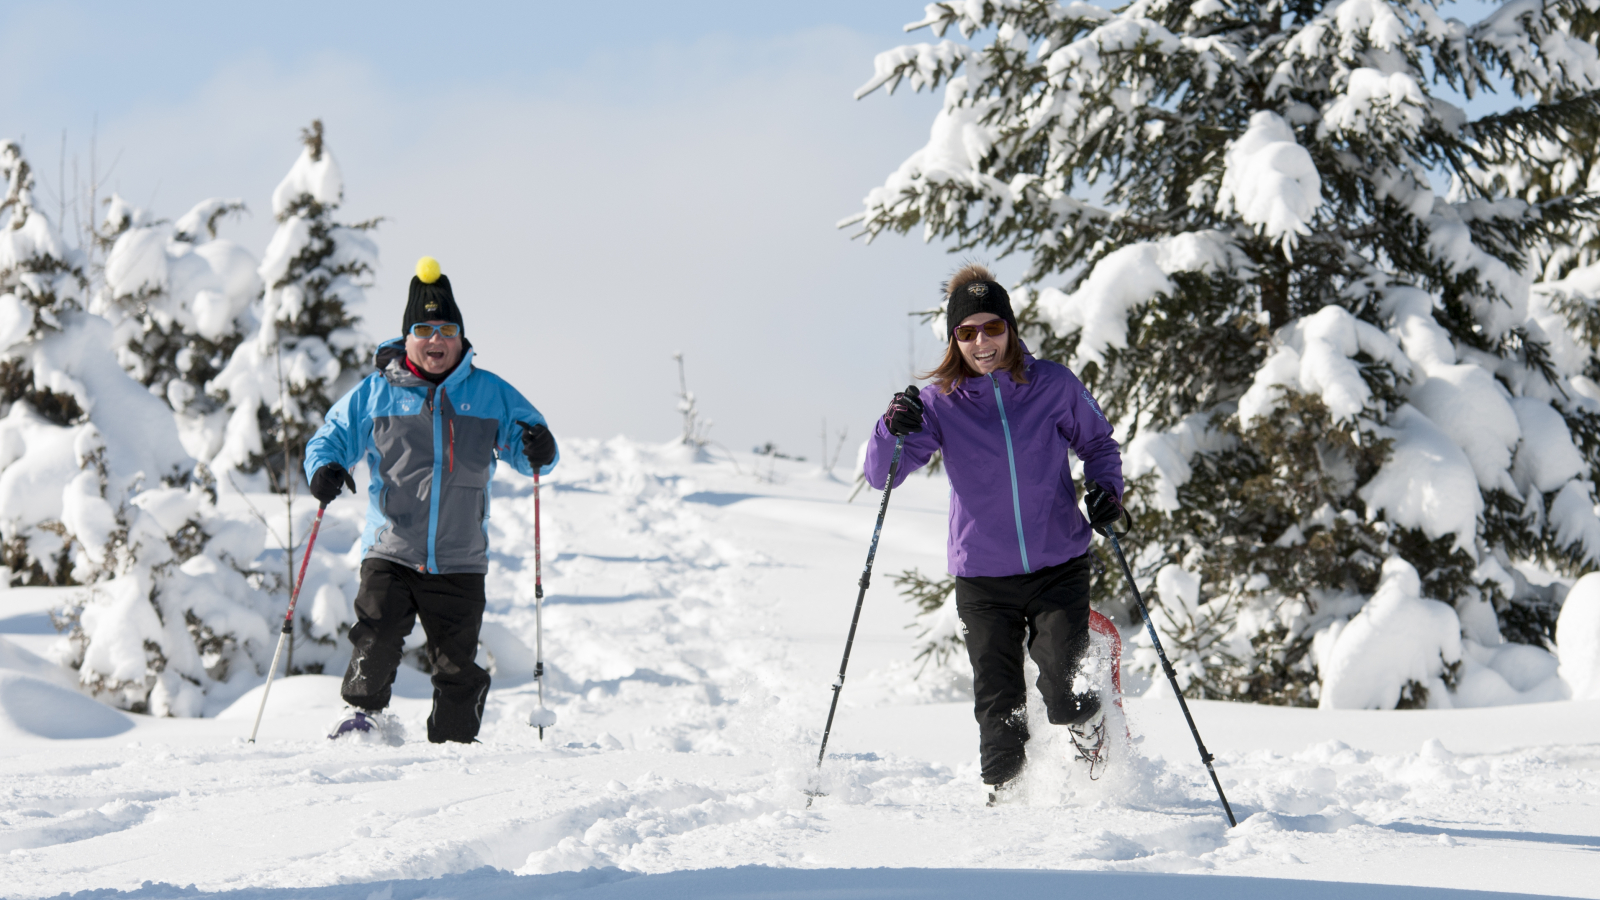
[95,195,261,461]
[855,1,1600,706]
[54,477,276,716]
[210,120,376,492]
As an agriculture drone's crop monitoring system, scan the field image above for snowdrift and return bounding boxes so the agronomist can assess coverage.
[2,441,1599,900]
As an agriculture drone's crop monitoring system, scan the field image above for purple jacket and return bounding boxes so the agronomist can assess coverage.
[865,355,1123,578]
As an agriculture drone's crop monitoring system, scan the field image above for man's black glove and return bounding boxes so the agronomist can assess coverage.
[1084,480,1124,535]
[310,463,356,505]
[883,385,924,437]
[522,422,556,469]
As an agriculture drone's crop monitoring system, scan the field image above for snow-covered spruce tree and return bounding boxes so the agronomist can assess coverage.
[0,140,275,714]
[851,1,1600,707]
[0,139,95,582]
[96,196,262,460]
[209,120,376,492]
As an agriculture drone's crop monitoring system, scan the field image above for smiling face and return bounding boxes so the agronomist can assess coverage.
[404,321,464,375]
[955,312,1009,375]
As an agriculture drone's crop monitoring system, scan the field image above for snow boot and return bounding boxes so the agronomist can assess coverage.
[1068,703,1109,780]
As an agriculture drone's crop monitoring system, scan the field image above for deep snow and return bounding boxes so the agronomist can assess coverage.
[2,440,1598,899]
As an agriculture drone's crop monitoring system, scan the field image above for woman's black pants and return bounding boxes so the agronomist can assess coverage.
[340,559,491,743]
[956,554,1098,786]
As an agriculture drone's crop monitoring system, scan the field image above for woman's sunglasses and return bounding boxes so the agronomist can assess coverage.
[410,323,461,338]
[953,320,1007,342]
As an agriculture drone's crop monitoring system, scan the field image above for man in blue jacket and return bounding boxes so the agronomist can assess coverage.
[305,256,557,743]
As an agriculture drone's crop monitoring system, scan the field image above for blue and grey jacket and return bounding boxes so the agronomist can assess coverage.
[304,337,557,574]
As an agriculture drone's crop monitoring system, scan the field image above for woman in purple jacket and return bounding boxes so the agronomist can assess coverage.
[865,264,1125,802]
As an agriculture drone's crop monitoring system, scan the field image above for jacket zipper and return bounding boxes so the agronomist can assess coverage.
[989,373,1031,574]
[425,386,444,573]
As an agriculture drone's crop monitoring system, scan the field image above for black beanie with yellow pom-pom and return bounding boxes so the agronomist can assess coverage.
[402,256,463,335]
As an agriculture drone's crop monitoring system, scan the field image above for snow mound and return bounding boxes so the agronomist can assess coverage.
[1558,573,1600,700]
[0,670,133,739]
[0,634,76,689]
[215,668,436,722]
[214,674,349,720]
[1316,557,1462,709]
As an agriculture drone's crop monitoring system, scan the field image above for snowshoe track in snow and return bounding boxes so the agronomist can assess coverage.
[1,441,1599,898]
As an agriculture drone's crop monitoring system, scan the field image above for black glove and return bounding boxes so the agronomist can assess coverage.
[1084,480,1124,535]
[883,385,924,437]
[310,463,356,505]
[522,422,556,469]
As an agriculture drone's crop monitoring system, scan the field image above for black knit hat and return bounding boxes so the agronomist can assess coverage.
[945,276,1014,336]
[402,256,463,335]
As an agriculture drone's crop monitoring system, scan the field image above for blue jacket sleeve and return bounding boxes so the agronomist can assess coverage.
[1056,372,1124,499]
[863,402,941,490]
[493,376,558,478]
[304,377,372,481]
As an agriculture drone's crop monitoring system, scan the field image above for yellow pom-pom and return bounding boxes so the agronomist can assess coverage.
[415,256,442,284]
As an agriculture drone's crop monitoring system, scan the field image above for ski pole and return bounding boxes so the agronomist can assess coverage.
[807,435,904,806]
[527,471,556,737]
[248,501,328,744]
[1104,528,1237,827]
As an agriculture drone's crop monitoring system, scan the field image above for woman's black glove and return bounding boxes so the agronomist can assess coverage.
[1084,481,1124,535]
[883,385,924,437]
[522,422,556,469]
[310,463,356,505]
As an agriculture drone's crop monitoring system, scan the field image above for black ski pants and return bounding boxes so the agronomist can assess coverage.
[341,559,490,743]
[956,554,1098,786]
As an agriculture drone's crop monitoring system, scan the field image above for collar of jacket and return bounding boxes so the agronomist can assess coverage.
[951,347,1037,397]
[375,336,476,390]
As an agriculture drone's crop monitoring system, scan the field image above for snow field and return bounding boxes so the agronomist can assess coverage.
[0,440,1598,898]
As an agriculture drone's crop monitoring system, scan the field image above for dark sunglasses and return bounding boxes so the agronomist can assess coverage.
[410,323,461,338]
[953,320,1007,342]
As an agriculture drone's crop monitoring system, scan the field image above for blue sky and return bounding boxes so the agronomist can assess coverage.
[4,1,966,459]
[0,1,1526,460]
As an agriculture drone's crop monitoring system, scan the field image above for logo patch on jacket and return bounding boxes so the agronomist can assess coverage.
[1083,389,1106,421]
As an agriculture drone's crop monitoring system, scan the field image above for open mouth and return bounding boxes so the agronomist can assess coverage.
[425,349,449,363]
[975,348,997,363]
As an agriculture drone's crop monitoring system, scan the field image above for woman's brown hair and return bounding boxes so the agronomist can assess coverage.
[922,264,1030,394]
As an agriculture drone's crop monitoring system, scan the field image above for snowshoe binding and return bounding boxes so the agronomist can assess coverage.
[328,708,406,745]
[329,709,375,739]
[1068,704,1110,780]
[985,781,1017,807]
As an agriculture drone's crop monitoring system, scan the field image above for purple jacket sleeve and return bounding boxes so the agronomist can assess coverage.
[864,406,941,490]
[1059,376,1124,499]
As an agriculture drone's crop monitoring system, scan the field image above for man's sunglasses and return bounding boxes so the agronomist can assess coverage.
[953,320,1007,342]
[410,323,461,338]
